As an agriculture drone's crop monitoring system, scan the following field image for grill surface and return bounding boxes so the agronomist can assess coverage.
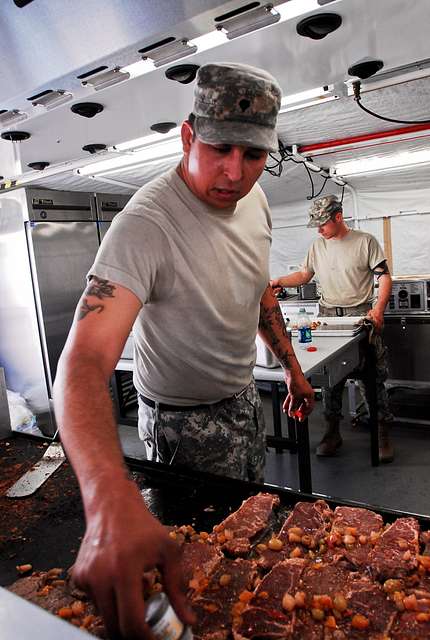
[2,435,429,589]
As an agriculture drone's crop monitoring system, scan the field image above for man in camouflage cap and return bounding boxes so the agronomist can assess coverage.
[55,61,314,638]
[193,62,281,152]
[271,194,393,462]
[307,194,343,227]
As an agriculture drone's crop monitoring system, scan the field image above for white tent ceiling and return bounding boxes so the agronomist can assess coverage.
[0,0,429,205]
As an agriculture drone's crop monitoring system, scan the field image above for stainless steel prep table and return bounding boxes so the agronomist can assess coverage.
[115,329,379,496]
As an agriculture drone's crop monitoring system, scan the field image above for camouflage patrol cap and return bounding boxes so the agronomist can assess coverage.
[192,62,282,152]
[307,195,343,227]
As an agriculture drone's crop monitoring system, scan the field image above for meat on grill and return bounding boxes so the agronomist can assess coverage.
[324,506,384,569]
[190,557,257,640]
[233,559,307,639]
[257,500,333,569]
[7,493,430,640]
[369,517,420,579]
[211,492,280,556]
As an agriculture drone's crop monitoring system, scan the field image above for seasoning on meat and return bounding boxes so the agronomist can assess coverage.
[211,492,280,556]
[369,517,420,579]
[257,500,333,569]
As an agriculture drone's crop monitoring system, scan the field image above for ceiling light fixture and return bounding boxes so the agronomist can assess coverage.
[141,38,197,67]
[334,149,430,176]
[122,1,322,81]
[81,67,130,91]
[216,3,280,40]
[30,90,73,109]
[279,83,347,113]
[78,137,183,176]
[114,127,181,152]
[0,110,28,128]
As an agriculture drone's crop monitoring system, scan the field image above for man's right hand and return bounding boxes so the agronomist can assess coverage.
[73,478,195,639]
[269,278,283,295]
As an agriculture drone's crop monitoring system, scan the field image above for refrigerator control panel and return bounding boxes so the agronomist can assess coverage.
[386,280,427,314]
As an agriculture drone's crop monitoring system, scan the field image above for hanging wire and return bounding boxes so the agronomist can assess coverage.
[264,139,342,200]
[353,80,430,125]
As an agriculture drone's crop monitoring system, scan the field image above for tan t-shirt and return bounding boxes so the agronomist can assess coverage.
[303,230,385,308]
[89,167,271,404]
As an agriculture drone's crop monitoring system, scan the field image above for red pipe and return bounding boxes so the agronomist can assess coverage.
[298,124,430,154]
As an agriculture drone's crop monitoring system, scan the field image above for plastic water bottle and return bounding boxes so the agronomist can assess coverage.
[297,308,312,350]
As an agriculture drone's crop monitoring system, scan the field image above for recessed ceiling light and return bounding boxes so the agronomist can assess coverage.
[348,58,384,80]
[1,131,31,142]
[165,64,200,84]
[150,122,178,134]
[296,12,342,39]
[28,162,50,170]
[82,143,107,154]
[71,102,104,118]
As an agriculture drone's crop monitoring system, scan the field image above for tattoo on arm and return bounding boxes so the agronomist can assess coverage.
[259,300,294,369]
[78,277,116,320]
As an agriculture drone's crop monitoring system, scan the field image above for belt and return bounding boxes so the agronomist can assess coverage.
[321,304,371,317]
[139,383,251,413]
[139,394,211,412]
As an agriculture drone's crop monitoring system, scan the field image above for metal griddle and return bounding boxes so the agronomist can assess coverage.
[2,436,430,589]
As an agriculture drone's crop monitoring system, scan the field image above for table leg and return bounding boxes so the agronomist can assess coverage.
[271,382,283,454]
[366,346,379,466]
[296,417,312,493]
[287,415,297,453]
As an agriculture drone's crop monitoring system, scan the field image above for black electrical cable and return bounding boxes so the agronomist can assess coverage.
[313,175,329,199]
[353,80,430,125]
[340,184,345,204]
[264,139,340,200]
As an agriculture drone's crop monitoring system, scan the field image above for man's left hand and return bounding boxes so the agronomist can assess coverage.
[282,372,315,419]
[366,308,384,332]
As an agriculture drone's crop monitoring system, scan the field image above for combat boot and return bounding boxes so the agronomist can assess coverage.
[378,421,394,463]
[316,418,343,456]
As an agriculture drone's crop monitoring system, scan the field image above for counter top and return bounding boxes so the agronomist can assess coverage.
[117,332,363,382]
[254,333,363,382]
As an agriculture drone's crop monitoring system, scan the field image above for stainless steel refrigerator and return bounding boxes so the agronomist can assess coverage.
[0,187,131,437]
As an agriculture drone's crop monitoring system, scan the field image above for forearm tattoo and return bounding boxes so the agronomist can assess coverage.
[259,300,293,369]
[78,277,116,320]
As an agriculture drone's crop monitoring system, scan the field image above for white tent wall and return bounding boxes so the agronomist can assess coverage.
[354,187,430,276]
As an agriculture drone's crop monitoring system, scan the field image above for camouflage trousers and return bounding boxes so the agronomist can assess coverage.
[137,379,266,482]
[319,304,393,422]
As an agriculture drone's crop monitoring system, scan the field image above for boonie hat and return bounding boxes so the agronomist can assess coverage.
[192,62,282,152]
[307,195,343,228]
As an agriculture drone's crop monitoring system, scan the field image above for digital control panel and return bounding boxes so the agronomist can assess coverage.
[386,280,428,314]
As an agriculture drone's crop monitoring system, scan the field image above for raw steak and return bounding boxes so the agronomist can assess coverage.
[325,506,384,569]
[190,557,257,640]
[369,517,420,579]
[181,539,222,587]
[337,575,397,639]
[233,559,308,639]
[391,611,430,638]
[212,493,280,556]
[257,500,332,569]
